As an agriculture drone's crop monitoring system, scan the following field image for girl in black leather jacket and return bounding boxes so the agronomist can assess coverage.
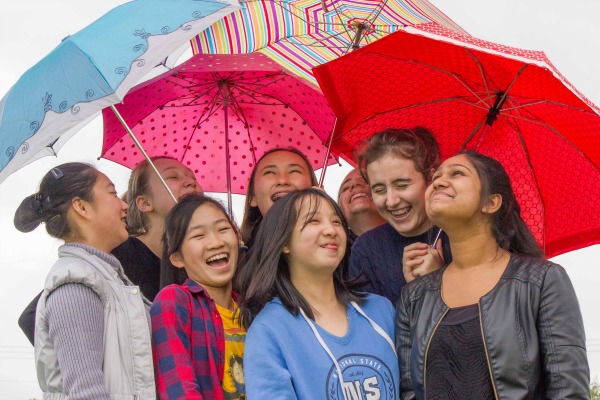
[396,151,590,399]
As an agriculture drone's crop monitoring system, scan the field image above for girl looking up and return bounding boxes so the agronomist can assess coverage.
[396,151,589,399]
[241,188,399,400]
[14,163,155,399]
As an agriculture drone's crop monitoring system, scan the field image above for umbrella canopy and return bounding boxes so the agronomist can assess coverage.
[102,52,337,199]
[313,22,600,257]
[0,0,240,184]
[190,0,466,87]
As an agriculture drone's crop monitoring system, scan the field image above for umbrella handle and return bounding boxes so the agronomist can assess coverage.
[109,105,178,204]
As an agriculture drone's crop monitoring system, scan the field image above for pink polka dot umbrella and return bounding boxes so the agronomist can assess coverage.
[102,52,337,209]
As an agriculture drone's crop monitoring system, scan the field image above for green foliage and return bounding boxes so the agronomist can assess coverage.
[591,378,600,400]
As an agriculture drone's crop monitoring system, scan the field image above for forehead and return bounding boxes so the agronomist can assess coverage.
[342,169,364,184]
[189,202,227,225]
[367,154,421,180]
[94,172,112,187]
[440,154,473,169]
[155,158,192,173]
[257,150,308,169]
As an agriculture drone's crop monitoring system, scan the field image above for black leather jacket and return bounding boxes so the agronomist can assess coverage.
[395,254,590,399]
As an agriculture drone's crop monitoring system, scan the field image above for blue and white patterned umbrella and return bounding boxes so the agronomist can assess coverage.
[0,0,240,182]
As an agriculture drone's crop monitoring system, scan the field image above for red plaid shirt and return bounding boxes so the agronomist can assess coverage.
[150,279,240,399]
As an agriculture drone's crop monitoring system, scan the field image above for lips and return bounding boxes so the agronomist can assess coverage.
[320,242,339,252]
[349,192,368,203]
[271,191,291,202]
[388,206,411,219]
[206,253,230,268]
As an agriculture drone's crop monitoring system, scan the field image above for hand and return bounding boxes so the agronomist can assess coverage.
[402,240,445,283]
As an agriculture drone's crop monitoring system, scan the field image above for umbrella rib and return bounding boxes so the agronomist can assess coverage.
[464,49,493,107]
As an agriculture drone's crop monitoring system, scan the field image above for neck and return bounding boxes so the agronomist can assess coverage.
[202,282,234,310]
[444,221,504,269]
[292,271,338,308]
[348,211,385,236]
[137,217,165,257]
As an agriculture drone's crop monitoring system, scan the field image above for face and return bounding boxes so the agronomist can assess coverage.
[338,169,378,220]
[171,203,238,291]
[426,154,483,225]
[250,151,314,216]
[86,173,129,252]
[367,153,432,237]
[284,197,346,278]
[147,158,203,217]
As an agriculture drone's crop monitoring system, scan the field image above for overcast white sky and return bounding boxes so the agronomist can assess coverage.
[1,0,599,397]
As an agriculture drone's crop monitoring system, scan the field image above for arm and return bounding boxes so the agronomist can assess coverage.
[395,290,416,400]
[244,322,297,400]
[538,264,590,399]
[150,287,204,400]
[18,291,42,346]
[45,283,110,400]
[402,241,444,283]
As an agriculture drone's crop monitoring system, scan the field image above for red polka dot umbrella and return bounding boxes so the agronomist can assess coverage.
[313,22,600,258]
[102,52,336,208]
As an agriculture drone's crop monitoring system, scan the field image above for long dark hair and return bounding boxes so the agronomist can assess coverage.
[461,151,544,257]
[160,194,237,288]
[237,188,365,329]
[239,147,318,248]
[14,163,100,239]
[356,127,441,183]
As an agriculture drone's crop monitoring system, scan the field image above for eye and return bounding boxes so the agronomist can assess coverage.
[332,218,342,226]
[164,175,179,180]
[372,186,385,194]
[219,226,232,233]
[263,170,275,176]
[191,234,205,240]
[290,169,302,174]
[452,170,465,176]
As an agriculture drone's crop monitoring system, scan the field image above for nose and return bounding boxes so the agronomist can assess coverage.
[205,231,225,249]
[121,198,129,211]
[275,172,291,186]
[385,190,400,208]
[322,219,339,237]
[433,174,449,189]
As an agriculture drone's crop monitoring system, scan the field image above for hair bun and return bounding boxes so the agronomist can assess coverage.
[14,193,44,232]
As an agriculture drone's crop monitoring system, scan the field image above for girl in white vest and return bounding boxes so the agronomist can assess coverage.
[14,162,155,400]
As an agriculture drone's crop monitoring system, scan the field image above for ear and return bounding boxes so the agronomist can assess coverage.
[249,193,257,208]
[136,195,154,213]
[482,194,502,215]
[169,252,186,269]
[282,244,290,255]
[71,197,91,220]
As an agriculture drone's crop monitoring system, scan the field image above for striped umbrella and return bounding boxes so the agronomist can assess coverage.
[191,0,466,88]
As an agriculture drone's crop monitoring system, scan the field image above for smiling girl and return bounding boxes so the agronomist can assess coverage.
[14,163,155,399]
[349,127,451,304]
[396,151,589,399]
[241,188,399,400]
[150,194,244,400]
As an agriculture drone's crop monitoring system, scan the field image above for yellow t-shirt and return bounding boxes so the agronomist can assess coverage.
[216,301,247,400]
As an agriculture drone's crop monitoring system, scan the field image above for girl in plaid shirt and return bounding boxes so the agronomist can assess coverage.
[151,194,246,400]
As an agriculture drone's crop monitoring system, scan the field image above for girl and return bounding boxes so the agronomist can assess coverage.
[396,151,589,399]
[18,156,202,345]
[242,188,399,400]
[239,147,318,249]
[14,163,155,399]
[113,156,203,299]
[151,194,245,400]
[350,127,451,304]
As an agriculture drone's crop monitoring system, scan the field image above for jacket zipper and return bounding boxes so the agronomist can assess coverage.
[423,308,448,399]
[478,302,499,400]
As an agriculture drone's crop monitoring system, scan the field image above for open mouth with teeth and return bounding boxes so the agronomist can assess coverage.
[389,206,411,219]
[349,192,368,203]
[206,253,230,268]
[271,192,290,202]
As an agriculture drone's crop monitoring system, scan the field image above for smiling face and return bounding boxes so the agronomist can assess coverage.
[84,173,129,252]
[283,196,346,279]
[367,153,432,237]
[250,150,314,216]
[338,169,378,221]
[426,154,484,227]
[147,158,203,217]
[170,203,238,291]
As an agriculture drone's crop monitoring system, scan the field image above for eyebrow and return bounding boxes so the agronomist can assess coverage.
[261,163,305,171]
[187,218,230,232]
[106,182,116,189]
[442,163,472,172]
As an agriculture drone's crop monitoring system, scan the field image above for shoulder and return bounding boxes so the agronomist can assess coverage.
[249,299,298,334]
[400,267,443,304]
[151,284,191,311]
[359,294,395,320]
[503,253,559,287]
